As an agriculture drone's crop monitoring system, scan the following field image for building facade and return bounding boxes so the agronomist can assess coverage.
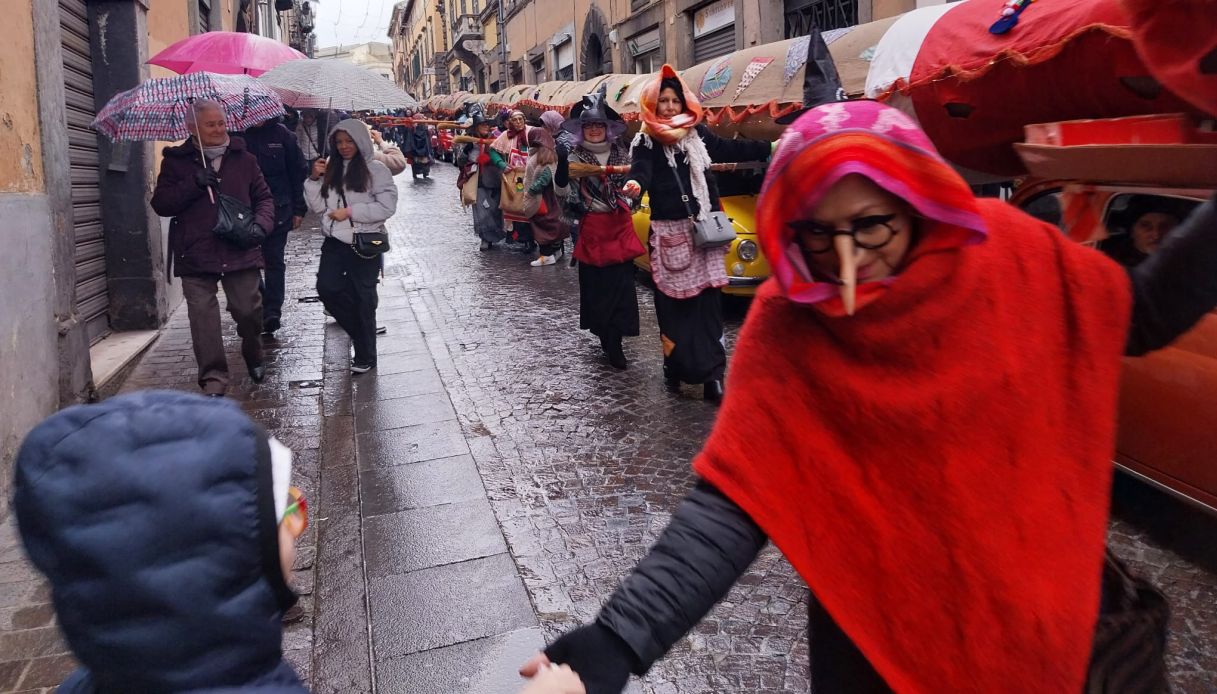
[315,42,396,80]
[390,0,933,98]
[0,0,301,518]
[391,0,451,100]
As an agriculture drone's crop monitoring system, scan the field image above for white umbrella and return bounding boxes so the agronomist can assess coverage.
[258,59,418,111]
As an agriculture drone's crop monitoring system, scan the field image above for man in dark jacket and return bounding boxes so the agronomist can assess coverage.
[13,390,308,693]
[151,100,276,396]
[240,117,307,336]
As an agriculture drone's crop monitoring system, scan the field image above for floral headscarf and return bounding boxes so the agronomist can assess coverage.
[759,100,988,309]
[638,65,705,146]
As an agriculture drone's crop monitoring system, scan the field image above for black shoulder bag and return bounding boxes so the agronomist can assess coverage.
[213,192,266,250]
[338,190,391,259]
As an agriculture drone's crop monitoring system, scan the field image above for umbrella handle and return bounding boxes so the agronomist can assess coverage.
[183,98,215,204]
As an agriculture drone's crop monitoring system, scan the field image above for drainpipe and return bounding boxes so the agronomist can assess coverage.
[497,0,509,86]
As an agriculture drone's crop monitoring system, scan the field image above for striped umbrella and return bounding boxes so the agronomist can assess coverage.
[92,72,285,141]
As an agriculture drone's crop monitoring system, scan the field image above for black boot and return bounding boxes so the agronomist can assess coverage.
[248,363,266,384]
[703,380,724,403]
[600,334,627,370]
[663,365,681,392]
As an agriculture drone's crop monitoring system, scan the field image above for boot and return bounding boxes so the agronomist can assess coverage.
[663,365,681,392]
[703,380,724,403]
[600,334,627,370]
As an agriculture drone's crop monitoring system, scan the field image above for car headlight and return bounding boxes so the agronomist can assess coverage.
[737,239,758,262]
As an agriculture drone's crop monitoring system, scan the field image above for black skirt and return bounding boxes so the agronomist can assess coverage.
[653,287,725,384]
[578,261,640,339]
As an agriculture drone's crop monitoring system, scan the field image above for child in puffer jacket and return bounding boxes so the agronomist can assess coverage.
[14,390,309,693]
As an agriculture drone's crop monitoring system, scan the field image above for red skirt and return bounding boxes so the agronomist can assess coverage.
[574,207,645,268]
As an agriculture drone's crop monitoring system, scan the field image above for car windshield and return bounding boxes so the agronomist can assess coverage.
[715,168,764,198]
[1099,193,1203,267]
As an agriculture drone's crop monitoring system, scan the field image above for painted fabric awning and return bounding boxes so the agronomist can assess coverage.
[869,0,1196,176]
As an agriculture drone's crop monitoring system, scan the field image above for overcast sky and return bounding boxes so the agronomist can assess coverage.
[311,0,399,50]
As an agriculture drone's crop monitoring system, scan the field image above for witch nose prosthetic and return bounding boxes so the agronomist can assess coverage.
[834,234,858,316]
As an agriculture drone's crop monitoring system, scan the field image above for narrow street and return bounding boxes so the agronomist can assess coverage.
[1,164,1215,693]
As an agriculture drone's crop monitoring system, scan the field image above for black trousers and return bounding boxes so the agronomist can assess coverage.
[317,237,380,365]
[260,223,290,325]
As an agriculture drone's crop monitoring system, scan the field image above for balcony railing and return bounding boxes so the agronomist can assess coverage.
[452,14,483,46]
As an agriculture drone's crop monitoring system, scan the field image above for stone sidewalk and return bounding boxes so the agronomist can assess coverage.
[311,275,547,694]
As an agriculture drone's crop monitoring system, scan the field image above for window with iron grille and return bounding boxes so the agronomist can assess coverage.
[198,0,211,32]
[783,0,857,38]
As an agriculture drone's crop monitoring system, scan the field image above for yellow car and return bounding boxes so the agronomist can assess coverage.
[632,191,769,297]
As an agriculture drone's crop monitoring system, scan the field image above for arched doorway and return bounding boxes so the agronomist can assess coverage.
[580,6,611,79]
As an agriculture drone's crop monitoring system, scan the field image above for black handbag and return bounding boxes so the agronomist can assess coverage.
[339,191,391,259]
[212,192,266,250]
[668,156,735,249]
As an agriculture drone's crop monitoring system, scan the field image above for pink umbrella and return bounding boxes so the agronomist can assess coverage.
[149,31,306,77]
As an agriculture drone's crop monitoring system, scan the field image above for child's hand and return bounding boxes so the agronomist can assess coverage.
[328,207,350,222]
[519,663,585,694]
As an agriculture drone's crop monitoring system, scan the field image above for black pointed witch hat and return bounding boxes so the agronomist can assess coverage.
[563,84,627,139]
[775,24,846,125]
[458,103,491,129]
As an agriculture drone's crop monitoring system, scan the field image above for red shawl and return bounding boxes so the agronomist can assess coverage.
[694,104,1133,693]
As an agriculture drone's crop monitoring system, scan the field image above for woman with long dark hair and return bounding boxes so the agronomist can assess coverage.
[623,66,773,402]
[523,128,567,267]
[304,119,398,373]
[553,89,643,370]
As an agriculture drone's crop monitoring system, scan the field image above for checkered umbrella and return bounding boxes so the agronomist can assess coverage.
[258,59,418,111]
[92,72,285,141]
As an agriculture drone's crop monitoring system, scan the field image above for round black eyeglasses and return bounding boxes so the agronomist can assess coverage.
[789,214,900,254]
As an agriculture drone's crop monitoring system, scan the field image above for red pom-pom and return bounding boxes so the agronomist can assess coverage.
[477,152,490,165]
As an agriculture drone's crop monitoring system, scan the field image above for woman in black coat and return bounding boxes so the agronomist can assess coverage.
[623,66,772,403]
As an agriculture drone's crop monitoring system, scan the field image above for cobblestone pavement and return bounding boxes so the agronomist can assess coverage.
[385,164,1217,693]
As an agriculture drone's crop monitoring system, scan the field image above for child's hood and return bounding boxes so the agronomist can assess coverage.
[14,390,302,692]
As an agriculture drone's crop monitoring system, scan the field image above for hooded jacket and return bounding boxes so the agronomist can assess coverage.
[151,136,276,277]
[303,119,399,244]
[13,390,305,694]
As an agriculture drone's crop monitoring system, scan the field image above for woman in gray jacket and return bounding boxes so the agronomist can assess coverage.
[305,119,399,373]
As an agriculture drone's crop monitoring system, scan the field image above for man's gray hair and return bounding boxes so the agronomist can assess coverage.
[191,98,225,116]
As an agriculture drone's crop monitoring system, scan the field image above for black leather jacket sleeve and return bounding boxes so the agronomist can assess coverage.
[1125,195,1217,356]
[596,480,768,672]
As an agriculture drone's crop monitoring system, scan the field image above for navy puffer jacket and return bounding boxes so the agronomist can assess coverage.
[14,391,304,693]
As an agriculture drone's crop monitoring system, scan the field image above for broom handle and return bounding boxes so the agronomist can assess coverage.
[566,163,631,178]
[564,162,763,177]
